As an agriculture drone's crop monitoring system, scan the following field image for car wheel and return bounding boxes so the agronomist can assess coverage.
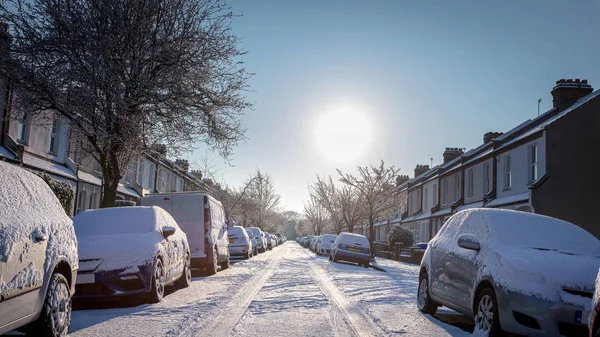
[26,273,71,337]
[328,253,333,261]
[220,251,230,270]
[244,252,250,260]
[417,272,437,315]
[363,263,369,268]
[474,287,501,336]
[148,258,165,303]
[332,253,338,262]
[175,253,191,289]
[207,247,219,275]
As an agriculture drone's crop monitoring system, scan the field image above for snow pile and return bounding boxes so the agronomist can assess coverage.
[590,269,600,329]
[431,208,600,303]
[74,206,188,273]
[0,161,78,290]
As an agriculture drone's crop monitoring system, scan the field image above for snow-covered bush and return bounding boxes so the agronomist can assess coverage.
[387,225,414,249]
[31,171,75,216]
[114,200,137,207]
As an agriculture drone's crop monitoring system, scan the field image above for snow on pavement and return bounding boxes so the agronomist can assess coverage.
[50,242,476,336]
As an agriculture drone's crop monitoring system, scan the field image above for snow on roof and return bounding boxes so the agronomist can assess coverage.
[390,217,402,224]
[118,184,141,198]
[463,145,493,166]
[0,161,78,275]
[78,170,102,186]
[493,119,535,142]
[485,192,529,208]
[401,215,415,223]
[0,145,16,159]
[22,152,77,181]
[431,207,452,217]
[414,212,431,221]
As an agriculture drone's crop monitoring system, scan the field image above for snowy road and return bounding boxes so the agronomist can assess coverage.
[63,242,475,336]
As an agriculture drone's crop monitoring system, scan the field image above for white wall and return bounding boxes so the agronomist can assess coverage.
[440,171,461,207]
[496,135,546,198]
[421,178,438,215]
[408,188,421,215]
[463,158,493,204]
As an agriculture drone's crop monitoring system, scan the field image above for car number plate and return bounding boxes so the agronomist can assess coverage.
[76,273,95,284]
[576,310,590,324]
[229,238,236,243]
[348,247,360,252]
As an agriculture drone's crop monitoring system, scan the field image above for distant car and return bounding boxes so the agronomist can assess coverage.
[74,206,191,303]
[418,209,600,336]
[303,235,315,248]
[310,236,321,253]
[246,229,259,256]
[140,192,230,275]
[265,232,273,250]
[0,161,79,336]
[318,234,337,256]
[590,269,600,337]
[229,226,253,259]
[330,233,371,268]
[248,227,267,253]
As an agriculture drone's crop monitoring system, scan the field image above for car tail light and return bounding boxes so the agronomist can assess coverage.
[204,205,210,234]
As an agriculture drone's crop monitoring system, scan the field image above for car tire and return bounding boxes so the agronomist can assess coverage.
[148,258,165,303]
[363,263,369,268]
[417,272,437,315]
[474,287,501,337]
[26,273,71,337]
[220,251,230,270]
[244,252,250,260]
[332,254,338,262]
[175,253,191,289]
[207,247,219,275]
[328,253,333,261]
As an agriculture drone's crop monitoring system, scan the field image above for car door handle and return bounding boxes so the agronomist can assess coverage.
[34,233,48,242]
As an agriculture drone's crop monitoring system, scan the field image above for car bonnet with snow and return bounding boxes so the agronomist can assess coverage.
[335,233,370,255]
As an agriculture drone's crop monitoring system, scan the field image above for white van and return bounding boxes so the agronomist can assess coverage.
[140,192,230,275]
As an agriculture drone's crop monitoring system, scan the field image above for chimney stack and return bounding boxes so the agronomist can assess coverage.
[395,175,410,186]
[191,170,203,180]
[551,79,593,110]
[483,132,503,144]
[414,164,430,178]
[442,147,464,164]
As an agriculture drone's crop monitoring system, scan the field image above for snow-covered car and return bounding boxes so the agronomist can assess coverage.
[589,269,600,337]
[247,227,267,253]
[318,234,337,256]
[245,229,259,256]
[265,232,273,250]
[310,236,320,253]
[73,206,191,303]
[229,226,253,259]
[0,161,78,336]
[271,234,278,247]
[418,209,600,336]
[329,233,370,268]
[140,192,230,275]
[303,235,315,248]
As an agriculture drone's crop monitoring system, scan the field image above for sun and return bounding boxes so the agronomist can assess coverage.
[314,105,371,163]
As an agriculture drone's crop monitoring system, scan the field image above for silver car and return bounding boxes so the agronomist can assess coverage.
[418,209,600,336]
[245,229,259,256]
[228,226,253,259]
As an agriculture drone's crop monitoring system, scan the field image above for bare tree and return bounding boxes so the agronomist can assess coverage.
[303,195,327,235]
[338,185,365,233]
[1,0,251,207]
[338,160,400,255]
[310,176,345,234]
[243,169,281,230]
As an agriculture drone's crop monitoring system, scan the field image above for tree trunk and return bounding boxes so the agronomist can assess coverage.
[100,151,122,208]
[369,216,375,258]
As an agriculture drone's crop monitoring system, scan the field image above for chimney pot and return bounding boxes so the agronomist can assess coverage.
[583,80,588,84]
[414,164,430,177]
[551,78,593,110]
[575,79,581,83]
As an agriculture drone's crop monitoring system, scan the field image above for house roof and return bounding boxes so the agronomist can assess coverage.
[22,153,77,181]
[485,192,529,208]
[78,170,102,186]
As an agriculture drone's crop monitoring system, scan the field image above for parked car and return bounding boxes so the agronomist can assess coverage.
[590,269,600,337]
[228,226,253,259]
[418,209,600,336]
[265,232,273,250]
[303,235,315,248]
[246,229,259,256]
[247,227,267,253]
[310,236,321,253]
[74,206,191,303]
[0,161,79,336]
[329,233,371,268]
[296,236,304,244]
[318,234,337,256]
[140,192,230,275]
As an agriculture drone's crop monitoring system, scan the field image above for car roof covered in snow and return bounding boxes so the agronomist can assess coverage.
[74,206,168,236]
[337,232,369,245]
[229,226,248,235]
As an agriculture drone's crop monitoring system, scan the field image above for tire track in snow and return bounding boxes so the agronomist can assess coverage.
[303,249,386,337]
[189,245,285,337]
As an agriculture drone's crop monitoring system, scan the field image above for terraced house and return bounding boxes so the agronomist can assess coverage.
[396,78,600,242]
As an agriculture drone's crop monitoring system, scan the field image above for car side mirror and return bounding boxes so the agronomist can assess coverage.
[457,234,480,251]
[163,226,176,238]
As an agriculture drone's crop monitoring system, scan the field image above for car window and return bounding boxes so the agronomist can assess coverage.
[74,207,157,235]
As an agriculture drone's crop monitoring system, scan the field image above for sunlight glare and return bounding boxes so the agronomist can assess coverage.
[314,105,371,163]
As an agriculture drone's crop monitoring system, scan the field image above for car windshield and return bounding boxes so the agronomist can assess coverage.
[321,234,336,243]
[74,207,157,235]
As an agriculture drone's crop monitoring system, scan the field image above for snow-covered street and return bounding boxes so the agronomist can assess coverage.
[65,242,475,337]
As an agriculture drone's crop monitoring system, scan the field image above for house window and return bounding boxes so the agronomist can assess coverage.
[454,174,460,201]
[137,159,145,185]
[467,168,474,199]
[179,179,185,191]
[530,145,538,182]
[443,179,448,205]
[505,154,512,189]
[78,190,87,214]
[48,119,59,154]
[88,192,95,209]
[417,189,421,210]
[17,110,28,143]
[424,187,429,210]
[433,184,438,206]
[483,162,491,194]
[93,160,101,172]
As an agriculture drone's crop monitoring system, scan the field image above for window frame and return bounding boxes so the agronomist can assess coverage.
[48,119,59,155]
[16,109,29,144]
[483,162,491,194]
[529,144,538,182]
[424,187,429,210]
[454,174,460,201]
[467,168,474,199]
[504,154,512,189]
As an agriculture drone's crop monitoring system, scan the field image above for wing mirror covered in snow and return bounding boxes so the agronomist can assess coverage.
[457,234,480,251]
[163,226,176,238]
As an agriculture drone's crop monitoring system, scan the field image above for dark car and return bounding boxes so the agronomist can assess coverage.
[73,206,191,303]
[329,232,371,268]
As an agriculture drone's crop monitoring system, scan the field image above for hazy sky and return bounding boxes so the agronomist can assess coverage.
[188,1,600,212]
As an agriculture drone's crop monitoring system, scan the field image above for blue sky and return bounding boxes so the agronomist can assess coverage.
[189,1,600,212]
